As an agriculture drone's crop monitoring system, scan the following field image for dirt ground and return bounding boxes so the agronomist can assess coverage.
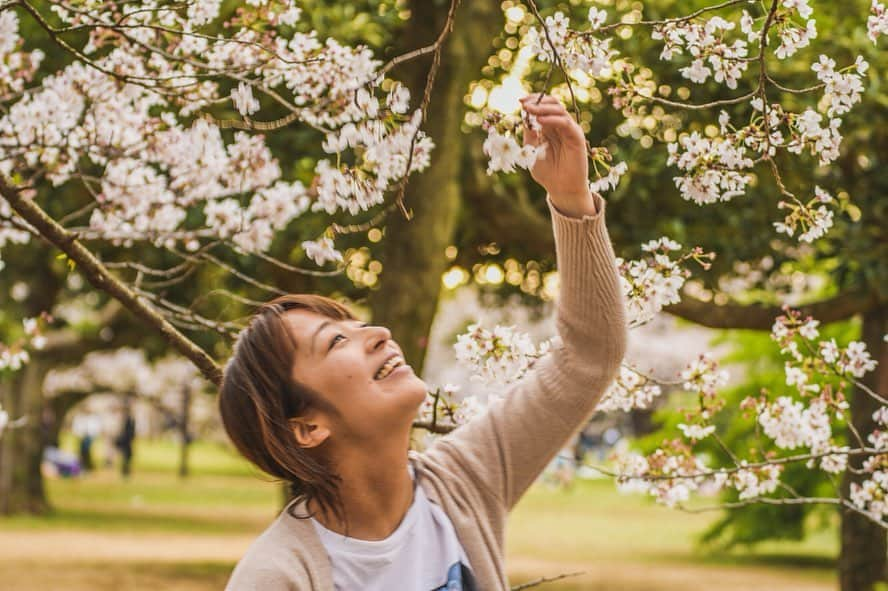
[0,529,835,591]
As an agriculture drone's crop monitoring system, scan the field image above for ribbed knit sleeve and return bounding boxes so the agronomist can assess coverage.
[422,191,628,510]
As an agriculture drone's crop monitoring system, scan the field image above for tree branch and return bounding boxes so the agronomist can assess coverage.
[0,176,222,386]
[664,289,879,329]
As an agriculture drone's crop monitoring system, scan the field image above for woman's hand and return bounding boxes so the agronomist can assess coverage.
[520,94,599,218]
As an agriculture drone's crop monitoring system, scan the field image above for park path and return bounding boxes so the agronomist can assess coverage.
[0,529,834,591]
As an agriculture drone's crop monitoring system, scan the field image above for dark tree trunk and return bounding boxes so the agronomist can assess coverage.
[839,303,887,591]
[46,390,91,452]
[178,385,192,479]
[0,358,50,515]
[369,0,503,374]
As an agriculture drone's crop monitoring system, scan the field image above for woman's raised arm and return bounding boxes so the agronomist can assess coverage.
[420,96,628,510]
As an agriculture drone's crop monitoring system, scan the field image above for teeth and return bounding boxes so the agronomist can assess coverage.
[375,355,404,380]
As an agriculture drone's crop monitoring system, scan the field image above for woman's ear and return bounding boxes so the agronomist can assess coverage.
[289,413,331,448]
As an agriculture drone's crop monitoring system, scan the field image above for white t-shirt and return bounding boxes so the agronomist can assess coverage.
[311,467,476,591]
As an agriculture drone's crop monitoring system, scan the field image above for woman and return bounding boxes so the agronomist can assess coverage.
[219,94,628,590]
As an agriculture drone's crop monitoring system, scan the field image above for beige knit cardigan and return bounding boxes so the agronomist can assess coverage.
[225,192,628,590]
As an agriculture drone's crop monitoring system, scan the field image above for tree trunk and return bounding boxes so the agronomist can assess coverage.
[179,385,191,479]
[368,0,503,374]
[839,303,887,591]
[0,358,50,515]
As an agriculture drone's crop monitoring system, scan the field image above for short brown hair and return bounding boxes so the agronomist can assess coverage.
[219,294,355,521]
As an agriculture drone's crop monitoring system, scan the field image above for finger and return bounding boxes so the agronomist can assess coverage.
[534,114,575,132]
[522,114,541,146]
[534,114,578,143]
[521,104,568,117]
[520,93,561,106]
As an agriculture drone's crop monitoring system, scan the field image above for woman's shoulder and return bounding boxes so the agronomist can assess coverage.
[224,503,327,590]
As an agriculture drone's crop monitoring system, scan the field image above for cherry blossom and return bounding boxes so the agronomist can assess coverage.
[677,423,716,441]
[773,187,836,243]
[482,128,545,175]
[616,238,702,326]
[667,132,754,205]
[851,470,888,521]
[596,365,664,412]
[774,19,817,60]
[652,16,749,89]
[453,322,552,386]
[680,353,730,399]
[869,1,888,43]
[301,237,344,266]
[231,82,260,117]
[812,55,868,117]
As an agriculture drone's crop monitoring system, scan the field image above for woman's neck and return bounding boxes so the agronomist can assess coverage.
[309,435,415,541]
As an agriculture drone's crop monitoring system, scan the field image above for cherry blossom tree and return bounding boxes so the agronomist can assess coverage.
[0,0,886,589]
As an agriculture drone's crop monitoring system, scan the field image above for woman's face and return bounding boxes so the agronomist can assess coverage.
[283,309,428,444]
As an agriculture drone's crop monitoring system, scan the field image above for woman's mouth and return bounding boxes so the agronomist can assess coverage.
[374,355,407,380]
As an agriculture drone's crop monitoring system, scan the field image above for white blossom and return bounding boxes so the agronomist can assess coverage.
[838,341,878,377]
[588,8,608,30]
[453,322,550,386]
[850,471,888,521]
[231,82,260,116]
[597,365,663,412]
[301,237,343,266]
[588,161,627,193]
[869,1,888,43]
[483,128,545,175]
[775,20,817,60]
[812,55,866,117]
[616,240,690,326]
[668,132,754,204]
[678,423,716,440]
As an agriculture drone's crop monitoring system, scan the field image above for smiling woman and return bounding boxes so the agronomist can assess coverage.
[217,95,628,591]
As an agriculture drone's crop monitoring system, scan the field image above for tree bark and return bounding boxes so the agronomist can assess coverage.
[839,303,888,591]
[665,289,877,330]
[0,358,50,515]
[178,385,191,479]
[369,0,503,373]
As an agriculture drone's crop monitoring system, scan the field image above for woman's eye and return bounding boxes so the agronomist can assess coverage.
[330,334,346,349]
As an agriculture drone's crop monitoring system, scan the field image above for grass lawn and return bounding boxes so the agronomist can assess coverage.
[0,437,838,590]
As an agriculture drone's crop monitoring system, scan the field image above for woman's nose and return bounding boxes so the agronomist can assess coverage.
[364,324,392,351]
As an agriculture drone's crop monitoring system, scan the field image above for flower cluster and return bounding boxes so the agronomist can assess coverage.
[453,322,552,387]
[774,9,817,60]
[731,462,783,500]
[680,352,730,399]
[416,383,485,430]
[301,237,343,266]
[596,365,663,412]
[525,11,617,77]
[0,2,431,267]
[868,1,888,43]
[577,146,629,194]
[667,132,755,205]
[652,16,750,89]
[851,471,888,521]
[773,187,836,243]
[786,108,843,166]
[771,308,878,380]
[0,317,47,373]
[615,445,721,507]
[481,112,545,175]
[811,55,868,117]
[615,237,702,326]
